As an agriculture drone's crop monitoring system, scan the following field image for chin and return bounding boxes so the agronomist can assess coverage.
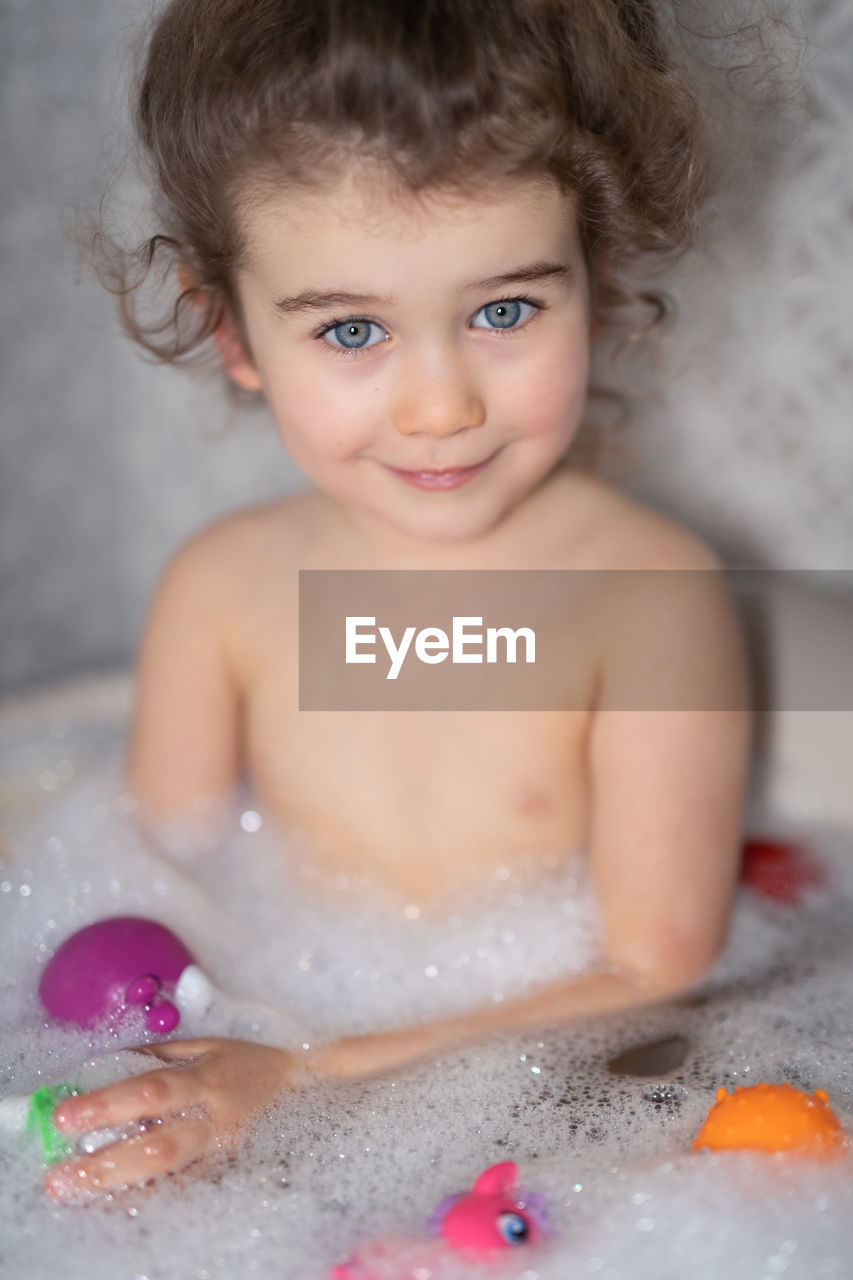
[381,495,503,543]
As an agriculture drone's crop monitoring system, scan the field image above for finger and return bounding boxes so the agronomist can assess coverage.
[53,1062,206,1136]
[140,1037,222,1062]
[120,1037,222,1063]
[44,1112,216,1198]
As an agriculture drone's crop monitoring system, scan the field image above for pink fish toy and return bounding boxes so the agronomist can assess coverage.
[330,1160,548,1279]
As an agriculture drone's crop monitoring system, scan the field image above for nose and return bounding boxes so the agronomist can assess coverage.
[391,345,486,438]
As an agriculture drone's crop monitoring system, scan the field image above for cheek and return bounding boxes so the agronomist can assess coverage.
[265,365,377,462]
[506,342,589,437]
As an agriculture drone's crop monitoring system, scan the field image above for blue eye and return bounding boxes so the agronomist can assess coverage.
[497,1211,530,1245]
[323,319,387,351]
[472,299,536,331]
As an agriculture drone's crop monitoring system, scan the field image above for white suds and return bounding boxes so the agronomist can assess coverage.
[1,723,852,1280]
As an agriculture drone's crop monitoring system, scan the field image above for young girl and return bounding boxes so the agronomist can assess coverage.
[45,0,751,1201]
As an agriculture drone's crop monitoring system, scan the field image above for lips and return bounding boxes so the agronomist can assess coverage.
[384,451,498,491]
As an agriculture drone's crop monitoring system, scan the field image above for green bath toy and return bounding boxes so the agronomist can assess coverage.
[0,1082,81,1166]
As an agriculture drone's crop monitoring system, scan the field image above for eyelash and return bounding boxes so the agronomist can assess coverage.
[312,294,547,360]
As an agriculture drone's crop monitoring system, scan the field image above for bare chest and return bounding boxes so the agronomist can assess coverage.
[239,616,591,899]
[225,475,613,900]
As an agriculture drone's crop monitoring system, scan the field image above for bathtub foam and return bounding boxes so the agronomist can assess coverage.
[1,732,852,1280]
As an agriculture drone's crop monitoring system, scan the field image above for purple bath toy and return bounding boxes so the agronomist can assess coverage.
[39,916,195,1034]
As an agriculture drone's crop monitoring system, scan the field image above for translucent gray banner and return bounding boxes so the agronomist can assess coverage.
[298,570,853,711]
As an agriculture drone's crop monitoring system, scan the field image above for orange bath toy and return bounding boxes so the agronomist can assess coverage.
[694,1083,847,1159]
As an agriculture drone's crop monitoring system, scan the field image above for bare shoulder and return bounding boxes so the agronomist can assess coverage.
[544,467,747,682]
[144,489,325,679]
[548,466,723,572]
[162,488,321,586]
[548,471,749,711]
[130,495,319,816]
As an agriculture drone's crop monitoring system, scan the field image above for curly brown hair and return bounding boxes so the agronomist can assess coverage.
[93,0,713,408]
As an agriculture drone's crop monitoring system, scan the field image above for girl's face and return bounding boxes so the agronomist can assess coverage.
[221,165,592,551]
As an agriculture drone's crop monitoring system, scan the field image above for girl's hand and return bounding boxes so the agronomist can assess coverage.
[43,1037,304,1199]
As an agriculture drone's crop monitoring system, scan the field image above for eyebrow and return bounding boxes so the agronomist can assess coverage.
[273,260,573,315]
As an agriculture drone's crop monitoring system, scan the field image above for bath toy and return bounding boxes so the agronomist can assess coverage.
[741,839,827,906]
[37,915,312,1045]
[693,1083,848,1159]
[39,916,195,1033]
[330,1160,547,1278]
[431,1160,544,1251]
[0,1082,148,1168]
[0,1054,156,1167]
[0,1084,79,1165]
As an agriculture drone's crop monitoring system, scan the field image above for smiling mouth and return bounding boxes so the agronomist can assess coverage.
[384,451,499,490]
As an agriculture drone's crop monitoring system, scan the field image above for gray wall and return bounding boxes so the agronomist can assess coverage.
[2,0,852,695]
[0,0,305,696]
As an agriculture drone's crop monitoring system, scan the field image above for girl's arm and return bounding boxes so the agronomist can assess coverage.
[126,531,242,824]
[315,559,753,1080]
[316,702,750,1080]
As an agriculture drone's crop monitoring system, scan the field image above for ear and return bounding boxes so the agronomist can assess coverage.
[210,311,264,393]
[177,265,263,393]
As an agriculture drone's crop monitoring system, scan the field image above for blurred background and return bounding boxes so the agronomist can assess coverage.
[1,0,851,696]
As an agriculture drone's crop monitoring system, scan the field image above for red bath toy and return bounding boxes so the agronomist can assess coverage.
[39,916,195,1034]
[740,839,827,906]
[330,1160,547,1278]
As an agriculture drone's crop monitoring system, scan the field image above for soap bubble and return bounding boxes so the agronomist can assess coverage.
[1,722,852,1280]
